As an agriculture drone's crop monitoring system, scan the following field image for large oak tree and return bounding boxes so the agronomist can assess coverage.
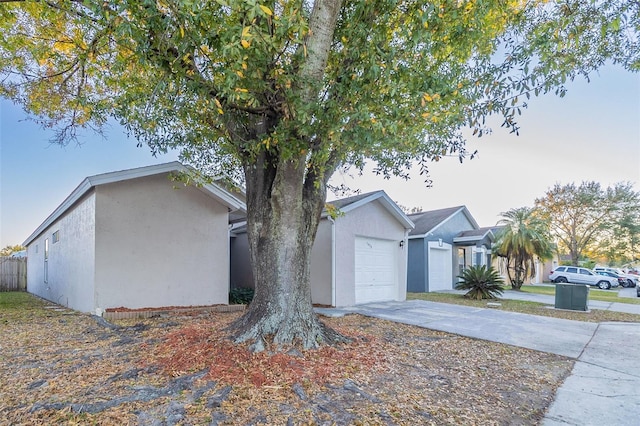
[1,0,638,349]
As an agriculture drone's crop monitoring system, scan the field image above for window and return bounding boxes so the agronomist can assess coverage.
[579,269,593,276]
[567,267,577,273]
[52,231,60,243]
[44,238,49,283]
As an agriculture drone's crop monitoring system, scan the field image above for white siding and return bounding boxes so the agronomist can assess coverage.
[26,193,96,312]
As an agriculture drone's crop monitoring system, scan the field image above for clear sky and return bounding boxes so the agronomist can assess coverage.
[1,64,639,247]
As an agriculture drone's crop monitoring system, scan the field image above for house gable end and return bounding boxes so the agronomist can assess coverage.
[24,162,246,246]
[326,190,414,230]
[408,206,478,240]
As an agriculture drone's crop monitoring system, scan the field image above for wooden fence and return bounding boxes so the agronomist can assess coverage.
[0,257,27,291]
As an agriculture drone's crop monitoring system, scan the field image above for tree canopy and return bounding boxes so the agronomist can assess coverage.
[0,245,25,257]
[535,181,640,265]
[2,1,637,179]
[1,0,638,348]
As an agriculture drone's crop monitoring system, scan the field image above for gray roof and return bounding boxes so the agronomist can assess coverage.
[454,226,496,244]
[407,206,467,236]
[455,226,494,239]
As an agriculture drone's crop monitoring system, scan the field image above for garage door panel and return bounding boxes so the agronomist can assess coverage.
[355,237,397,304]
[428,245,452,292]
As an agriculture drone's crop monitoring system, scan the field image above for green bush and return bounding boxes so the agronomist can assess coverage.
[229,287,254,305]
[455,265,505,300]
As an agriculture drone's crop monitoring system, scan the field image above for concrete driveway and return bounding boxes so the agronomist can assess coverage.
[317,297,640,425]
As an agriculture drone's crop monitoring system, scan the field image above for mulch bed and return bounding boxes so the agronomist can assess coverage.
[0,307,573,425]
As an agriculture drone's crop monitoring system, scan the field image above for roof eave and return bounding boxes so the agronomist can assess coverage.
[324,191,414,229]
[24,162,247,246]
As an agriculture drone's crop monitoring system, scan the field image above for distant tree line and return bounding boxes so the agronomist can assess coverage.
[494,181,640,289]
[0,245,25,257]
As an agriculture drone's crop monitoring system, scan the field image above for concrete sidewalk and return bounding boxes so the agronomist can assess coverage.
[316,298,640,425]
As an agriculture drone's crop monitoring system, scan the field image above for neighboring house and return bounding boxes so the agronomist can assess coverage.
[230,191,414,307]
[407,206,494,293]
[23,162,245,315]
[491,225,554,285]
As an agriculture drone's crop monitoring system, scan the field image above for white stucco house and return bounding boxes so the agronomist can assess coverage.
[230,190,414,307]
[23,162,245,315]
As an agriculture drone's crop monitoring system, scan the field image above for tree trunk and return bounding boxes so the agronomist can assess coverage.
[228,152,348,351]
[508,253,525,290]
[226,0,345,351]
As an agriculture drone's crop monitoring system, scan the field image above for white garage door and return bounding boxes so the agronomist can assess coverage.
[355,237,397,304]
[428,245,453,292]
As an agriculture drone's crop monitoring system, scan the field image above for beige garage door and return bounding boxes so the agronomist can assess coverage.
[355,236,398,304]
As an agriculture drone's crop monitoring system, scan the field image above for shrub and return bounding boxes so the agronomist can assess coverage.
[229,287,254,305]
[455,265,505,300]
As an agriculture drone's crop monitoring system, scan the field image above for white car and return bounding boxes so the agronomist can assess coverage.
[593,267,639,288]
[549,266,618,290]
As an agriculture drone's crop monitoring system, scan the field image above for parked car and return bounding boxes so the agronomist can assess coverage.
[593,267,639,288]
[549,266,618,289]
[637,284,640,297]
[594,270,623,287]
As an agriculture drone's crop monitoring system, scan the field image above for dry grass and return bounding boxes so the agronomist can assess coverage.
[0,292,574,425]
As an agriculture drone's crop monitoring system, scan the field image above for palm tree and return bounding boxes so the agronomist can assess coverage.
[494,207,554,290]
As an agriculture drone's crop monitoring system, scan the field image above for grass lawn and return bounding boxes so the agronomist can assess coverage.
[408,290,640,323]
[518,284,640,304]
[0,291,45,309]
[0,291,51,322]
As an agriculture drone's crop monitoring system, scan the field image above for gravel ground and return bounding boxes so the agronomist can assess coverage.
[0,300,573,425]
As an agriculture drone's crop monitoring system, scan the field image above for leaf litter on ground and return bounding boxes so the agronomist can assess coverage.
[0,296,574,425]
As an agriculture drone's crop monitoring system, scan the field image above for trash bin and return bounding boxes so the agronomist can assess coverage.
[554,283,589,311]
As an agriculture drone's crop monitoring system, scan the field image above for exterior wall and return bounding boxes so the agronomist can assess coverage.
[26,193,96,312]
[543,258,558,283]
[310,219,333,305]
[228,200,410,307]
[331,200,408,307]
[230,233,253,289]
[409,211,477,293]
[407,238,427,292]
[494,257,554,285]
[228,219,334,305]
[93,174,230,311]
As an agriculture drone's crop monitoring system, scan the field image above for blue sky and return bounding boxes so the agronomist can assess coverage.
[1,64,639,247]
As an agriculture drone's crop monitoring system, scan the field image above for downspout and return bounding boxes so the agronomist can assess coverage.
[328,216,336,307]
[228,224,233,301]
